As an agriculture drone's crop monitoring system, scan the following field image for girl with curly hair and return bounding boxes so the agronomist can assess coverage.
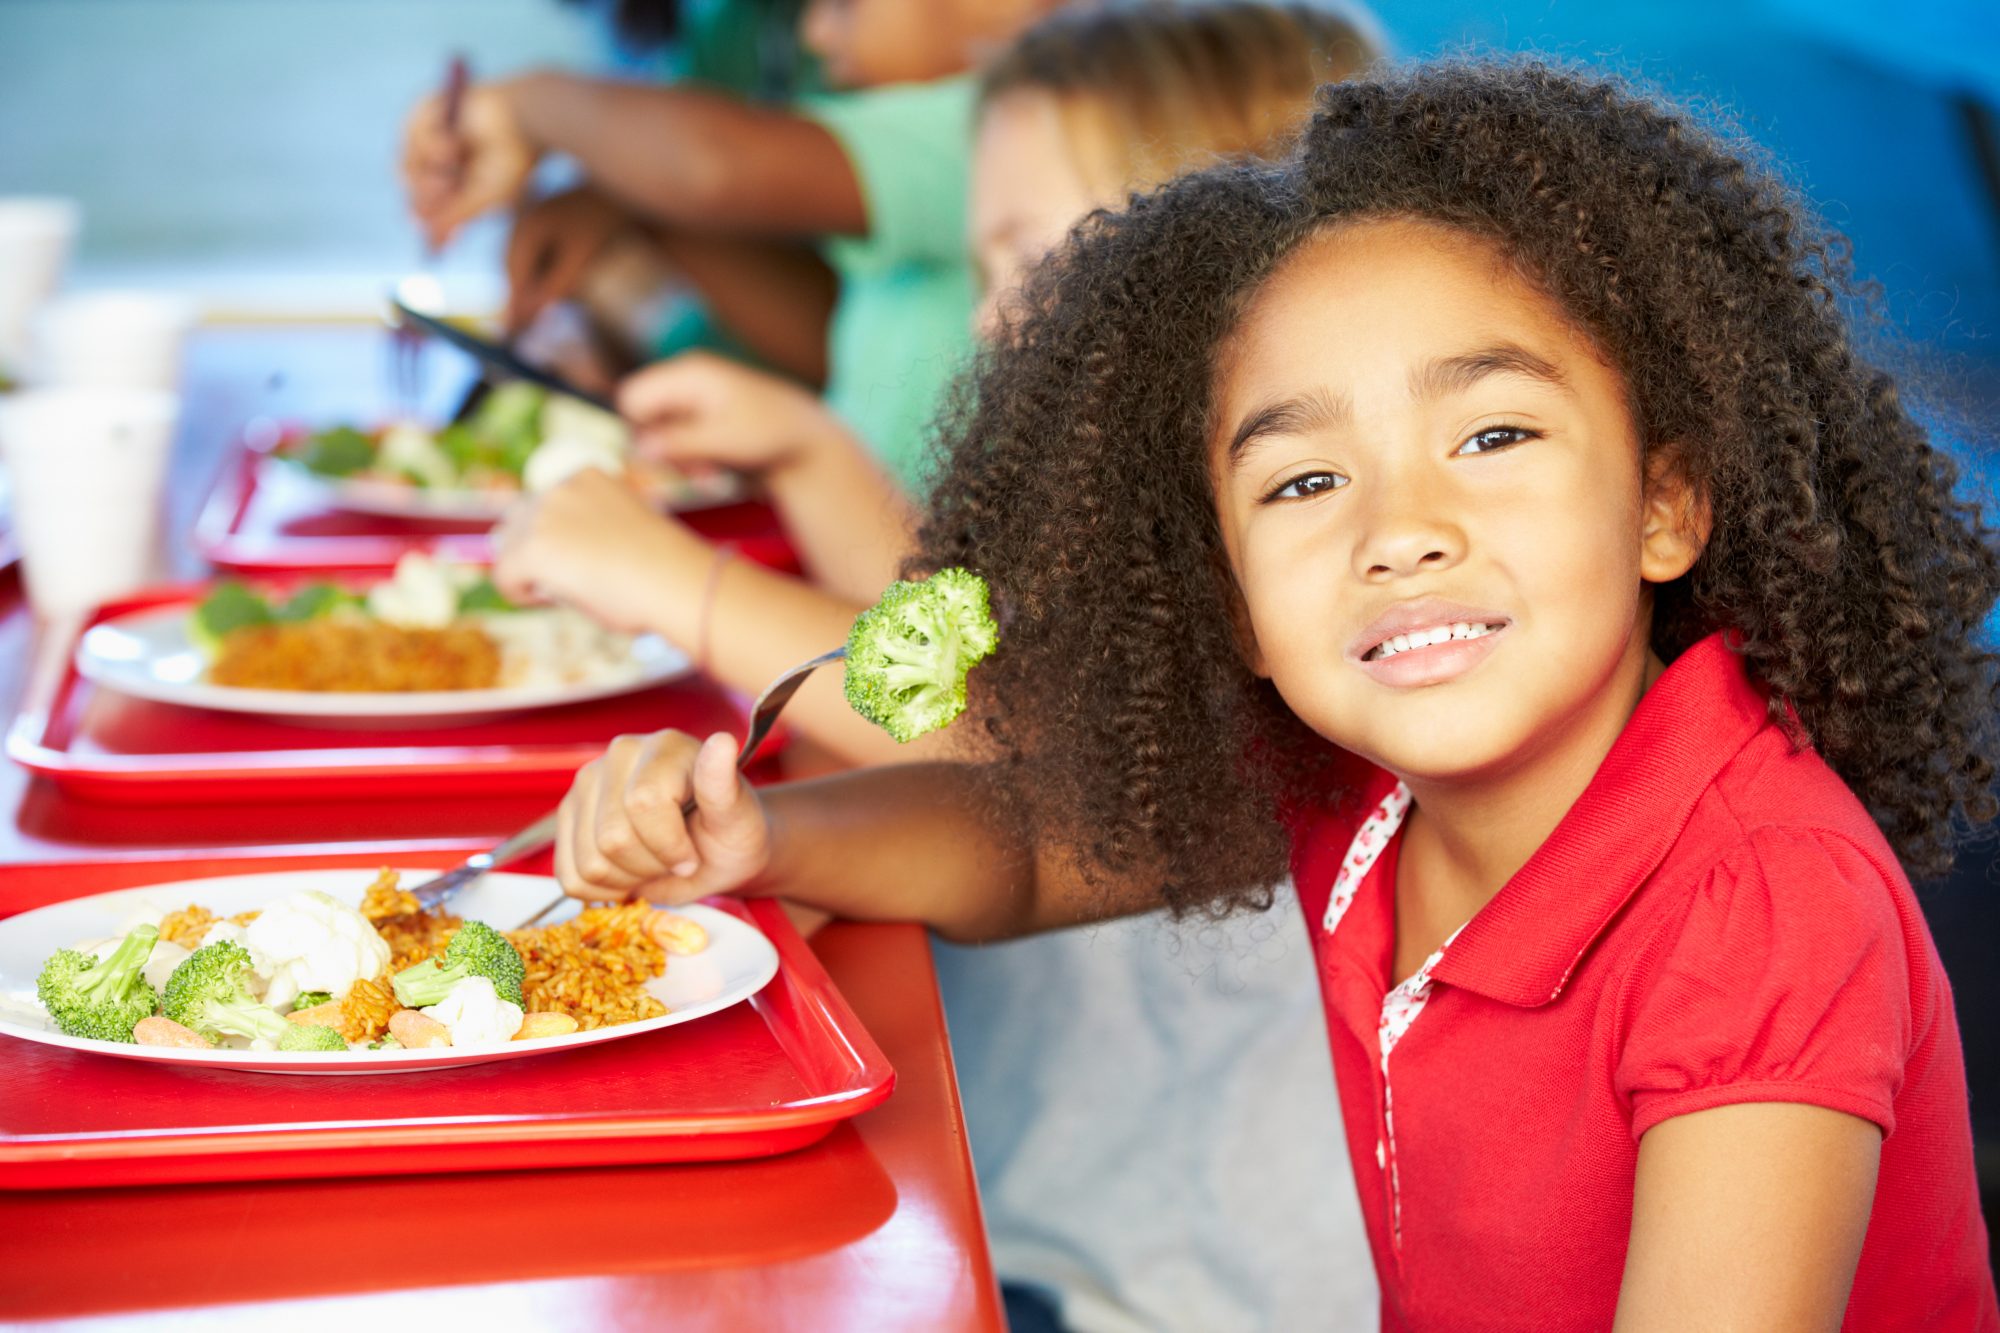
[556,61,2000,1328]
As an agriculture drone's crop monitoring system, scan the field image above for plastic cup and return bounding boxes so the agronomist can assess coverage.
[32,291,196,392]
[0,388,179,618]
[0,198,81,378]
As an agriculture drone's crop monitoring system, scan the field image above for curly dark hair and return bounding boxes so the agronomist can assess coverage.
[914,60,2000,912]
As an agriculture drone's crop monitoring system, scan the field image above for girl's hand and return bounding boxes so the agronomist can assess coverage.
[556,730,771,905]
[490,468,685,634]
[403,79,540,249]
[504,186,636,334]
[616,352,837,478]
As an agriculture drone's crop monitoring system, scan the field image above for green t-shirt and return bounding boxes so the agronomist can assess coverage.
[801,77,978,491]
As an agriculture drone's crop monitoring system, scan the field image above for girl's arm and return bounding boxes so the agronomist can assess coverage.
[1614,1102,1880,1331]
[647,232,839,388]
[503,191,837,385]
[491,470,918,765]
[405,73,867,249]
[555,731,1158,942]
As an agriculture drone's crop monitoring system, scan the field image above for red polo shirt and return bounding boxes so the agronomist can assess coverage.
[1292,634,1997,1331]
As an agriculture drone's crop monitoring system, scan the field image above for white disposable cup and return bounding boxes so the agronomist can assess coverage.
[32,290,196,392]
[0,388,179,618]
[0,198,81,376]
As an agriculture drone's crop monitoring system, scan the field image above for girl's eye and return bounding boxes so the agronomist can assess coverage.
[1265,470,1347,502]
[1453,426,1539,456]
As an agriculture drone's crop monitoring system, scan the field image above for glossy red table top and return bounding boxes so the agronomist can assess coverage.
[0,326,1003,1329]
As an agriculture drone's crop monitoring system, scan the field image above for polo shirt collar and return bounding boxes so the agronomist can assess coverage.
[1425,632,1770,1008]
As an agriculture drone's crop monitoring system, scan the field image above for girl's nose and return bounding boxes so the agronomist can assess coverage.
[1353,493,1466,581]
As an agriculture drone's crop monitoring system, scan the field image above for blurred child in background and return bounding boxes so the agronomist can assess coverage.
[518,0,821,374]
[503,4,1387,1328]
[407,0,1063,760]
[404,0,1063,467]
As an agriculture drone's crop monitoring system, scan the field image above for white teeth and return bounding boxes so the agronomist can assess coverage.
[1368,621,1503,660]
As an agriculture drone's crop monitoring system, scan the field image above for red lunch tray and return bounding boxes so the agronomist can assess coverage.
[6,581,777,805]
[0,894,895,1189]
[192,423,801,575]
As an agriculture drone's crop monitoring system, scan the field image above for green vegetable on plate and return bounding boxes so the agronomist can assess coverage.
[278,1023,347,1053]
[297,425,375,478]
[161,940,291,1047]
[391,920,526,1009]
[36,925,161,1043]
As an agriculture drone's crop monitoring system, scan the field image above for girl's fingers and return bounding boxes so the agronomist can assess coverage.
[591,750,676,881]
[554,781,618,901]
[488,507,543,603]
[688,731,763,859]
[615,355,718,424]
[632,422,721,468]
[623,732,703,875]
[563,749,643,895]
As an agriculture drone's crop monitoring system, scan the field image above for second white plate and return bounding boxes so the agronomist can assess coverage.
[76,604,690,724]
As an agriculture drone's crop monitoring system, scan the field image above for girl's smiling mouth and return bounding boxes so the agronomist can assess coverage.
[1348,597,1513,688]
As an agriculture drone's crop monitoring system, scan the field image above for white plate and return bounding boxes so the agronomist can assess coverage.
[75,604,690,724]
[282,460,747,520]
[0,869,776,1075]
[301,470,516,521]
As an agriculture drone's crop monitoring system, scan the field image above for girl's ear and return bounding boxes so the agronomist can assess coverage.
[1639,444,1711,584]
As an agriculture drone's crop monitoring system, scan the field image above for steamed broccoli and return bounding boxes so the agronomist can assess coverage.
[278,1022,347,1052]
[456,577,515,614]
[36,925,161,1042]
[191,581,272,655]
[469,381,546,469]
[298,425,375,477]
[391,921,525,1008]
[843,568,999,743]
[161,941,290,1047]
[272,584,356,623]
[290,990,334,1011]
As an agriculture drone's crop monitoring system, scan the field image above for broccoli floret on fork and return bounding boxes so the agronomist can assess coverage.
[843,568,999,744]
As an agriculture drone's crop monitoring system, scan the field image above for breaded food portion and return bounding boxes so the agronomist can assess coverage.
[210,620,501,692]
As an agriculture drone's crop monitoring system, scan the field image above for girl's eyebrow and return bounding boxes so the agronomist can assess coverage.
[1411,343,1570,400]
[1227,385,1350,464]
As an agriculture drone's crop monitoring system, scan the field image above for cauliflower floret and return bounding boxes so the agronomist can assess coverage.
[377,423,456,490]
[366,552,460,629]
[420,975,524,1047]
[537,396,630,457]
[473,607,641,688]
[522,433,625,494]
[244,890,392,1011]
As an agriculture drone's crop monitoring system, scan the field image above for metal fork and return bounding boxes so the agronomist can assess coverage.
[411,645,848,928]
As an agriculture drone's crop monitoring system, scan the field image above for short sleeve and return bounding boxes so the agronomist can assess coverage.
[799,77,975,269]
[1613,826,1915,1140]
